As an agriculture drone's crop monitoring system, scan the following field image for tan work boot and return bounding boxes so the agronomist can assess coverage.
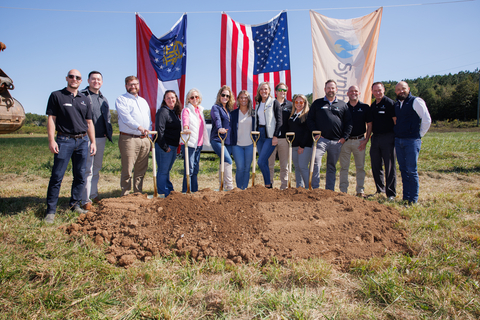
[223,162,234,191]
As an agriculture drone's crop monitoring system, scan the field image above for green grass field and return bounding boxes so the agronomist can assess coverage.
[1,131,480,319]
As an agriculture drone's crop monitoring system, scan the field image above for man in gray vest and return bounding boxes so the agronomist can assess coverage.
[394,81,431,205]
[81,71,113,210]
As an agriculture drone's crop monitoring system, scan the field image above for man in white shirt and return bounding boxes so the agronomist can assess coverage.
[115,76,152,196]
[394,81,431,205]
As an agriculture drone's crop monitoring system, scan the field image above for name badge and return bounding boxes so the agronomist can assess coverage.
[322,106,328,109]
[63,103,73,107]
[378,111,385,114]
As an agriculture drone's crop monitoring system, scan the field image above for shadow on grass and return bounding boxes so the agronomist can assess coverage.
[0,190,124,217]
[0,196,45,217]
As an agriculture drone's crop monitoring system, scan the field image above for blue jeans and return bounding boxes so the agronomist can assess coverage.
[231,144,253,189]
[46,134,89,214]
[155,144,177,197]
[211,139,233,165]
[395,138,422,203]
[292,146,312,188]
[313,137,342,190]
[182,145,202,192]
[256,127,276,185]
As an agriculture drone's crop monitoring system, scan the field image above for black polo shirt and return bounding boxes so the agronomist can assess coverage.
[307,97,353,141]
[348,101,372,137]
[46,88,92,135]
[370,96,395,134]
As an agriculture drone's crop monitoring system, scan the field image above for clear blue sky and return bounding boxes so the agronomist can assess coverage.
[1,0,479,115]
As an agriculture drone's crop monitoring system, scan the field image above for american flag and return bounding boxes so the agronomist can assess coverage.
[221,11,292,101]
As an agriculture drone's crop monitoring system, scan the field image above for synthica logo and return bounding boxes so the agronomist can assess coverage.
[333,39,359,59]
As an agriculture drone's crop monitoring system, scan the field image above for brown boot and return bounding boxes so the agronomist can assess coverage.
[82,202,93,210]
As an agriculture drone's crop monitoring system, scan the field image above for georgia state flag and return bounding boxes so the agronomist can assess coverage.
[136,13,187,122]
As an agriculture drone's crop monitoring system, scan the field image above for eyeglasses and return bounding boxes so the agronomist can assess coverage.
[221,94,230,98]
[277,88,287,92]
[68,75,82,81]
[190,96,199,100]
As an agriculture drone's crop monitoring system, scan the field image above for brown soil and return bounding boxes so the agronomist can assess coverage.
[65,186,409,267]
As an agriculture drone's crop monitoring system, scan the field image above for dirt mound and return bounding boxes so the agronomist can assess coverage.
[66,186,409,267]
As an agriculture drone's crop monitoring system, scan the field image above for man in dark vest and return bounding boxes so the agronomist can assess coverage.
[394,81,431,205]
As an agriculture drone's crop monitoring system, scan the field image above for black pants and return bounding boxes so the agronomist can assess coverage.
[370,132,396,197]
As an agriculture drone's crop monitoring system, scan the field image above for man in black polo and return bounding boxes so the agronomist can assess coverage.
[339,85,372,197]
[44,69,96,223]
[366,82,397,201]
[307,79,352,191]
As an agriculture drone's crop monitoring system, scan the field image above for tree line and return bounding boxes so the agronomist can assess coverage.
[383,69,479,121]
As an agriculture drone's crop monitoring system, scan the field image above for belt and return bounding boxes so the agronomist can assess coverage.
[258,125,266,128]
[120,132,147,139]
[348,134,365,140]
[57,132,86,139]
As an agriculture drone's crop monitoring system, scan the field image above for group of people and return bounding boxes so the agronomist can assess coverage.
[43,69,431,224]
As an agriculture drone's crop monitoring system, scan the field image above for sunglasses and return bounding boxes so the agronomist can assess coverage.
[68,74,82,81]
[189,96,199,100]
[221,94,230,98]
[277,88,287,92]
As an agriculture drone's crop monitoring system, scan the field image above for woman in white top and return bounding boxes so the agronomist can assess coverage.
[181,88,210,192]
[254,82,282,188]
[230,91,255,189]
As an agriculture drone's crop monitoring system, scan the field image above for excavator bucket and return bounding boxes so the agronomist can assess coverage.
[0,68,25,134]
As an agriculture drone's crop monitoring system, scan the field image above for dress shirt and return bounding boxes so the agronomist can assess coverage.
[115,92,152,135]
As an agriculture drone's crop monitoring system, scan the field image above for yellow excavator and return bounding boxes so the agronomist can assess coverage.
[0,42,26,134]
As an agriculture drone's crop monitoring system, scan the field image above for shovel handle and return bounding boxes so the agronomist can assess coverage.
[286,132,295,189]
[250,131,260,144]
[250,131,260,187]
[286,132,295,145]
[181,131,191,193]
[309,131,321,190]
[180,131,191,145]
[147,131,158,197]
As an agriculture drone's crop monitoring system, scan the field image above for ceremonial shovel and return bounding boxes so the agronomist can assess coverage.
[250,131,260,187]
[308,131,321,190]
[180,131,191,193]
[285,132,295,188]
[147,131,158,198]
[218,131,228,191]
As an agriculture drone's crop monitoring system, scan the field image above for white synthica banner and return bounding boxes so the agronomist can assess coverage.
[310,8,383,103]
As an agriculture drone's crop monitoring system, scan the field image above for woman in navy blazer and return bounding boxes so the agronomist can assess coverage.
[210,85,235,190]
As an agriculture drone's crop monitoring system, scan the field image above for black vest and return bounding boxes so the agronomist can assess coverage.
[394,93,421,139]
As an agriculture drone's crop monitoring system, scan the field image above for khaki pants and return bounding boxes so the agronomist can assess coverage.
[268,138,289,189]
[118,134,151,196]
[339,138,366,194]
